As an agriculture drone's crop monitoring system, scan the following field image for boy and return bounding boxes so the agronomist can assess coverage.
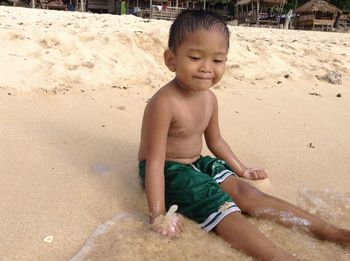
[138,10,350,260]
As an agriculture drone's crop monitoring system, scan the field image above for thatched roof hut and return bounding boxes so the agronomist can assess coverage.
[294,0,341,30]
[295,0,340,15]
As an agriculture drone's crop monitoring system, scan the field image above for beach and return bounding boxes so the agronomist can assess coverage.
[0,6,350,260]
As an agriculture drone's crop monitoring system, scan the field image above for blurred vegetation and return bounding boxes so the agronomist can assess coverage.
[284,0,350,12]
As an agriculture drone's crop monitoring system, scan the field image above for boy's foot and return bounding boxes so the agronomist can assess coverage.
[338,229,350,248]
[328,227,350,248]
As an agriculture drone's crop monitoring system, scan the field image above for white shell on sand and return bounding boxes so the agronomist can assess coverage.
[43,235,54,244]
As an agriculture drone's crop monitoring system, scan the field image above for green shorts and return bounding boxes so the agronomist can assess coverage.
[139,155,240,231]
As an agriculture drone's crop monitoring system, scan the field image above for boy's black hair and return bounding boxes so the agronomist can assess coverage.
[168,9,230,52]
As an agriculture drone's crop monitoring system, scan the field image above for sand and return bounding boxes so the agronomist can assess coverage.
[1,6,350,261]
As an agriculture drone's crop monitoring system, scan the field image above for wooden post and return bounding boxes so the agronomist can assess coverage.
[257,0,260,25]
[31,0,35,8]
[235,5,237,20]
[240,4,242,20]
[150,0,152,19]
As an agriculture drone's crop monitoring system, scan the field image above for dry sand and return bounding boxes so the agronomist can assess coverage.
[1,6,350,261]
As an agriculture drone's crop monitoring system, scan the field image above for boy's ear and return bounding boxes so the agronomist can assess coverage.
[164,49,176,72]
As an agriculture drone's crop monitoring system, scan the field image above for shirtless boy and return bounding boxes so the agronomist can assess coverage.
[138,10,350,260]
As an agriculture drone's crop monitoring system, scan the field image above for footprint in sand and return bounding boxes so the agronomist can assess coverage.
[117,35,132,46]
[78,34,95,42]
[64,63,79,71]
[81,61,94,69]
[39,37,60,49]
[8,32,26,40]
[101,36,109,42]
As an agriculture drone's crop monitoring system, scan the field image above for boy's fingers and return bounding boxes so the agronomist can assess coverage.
[251,171,258,180]
[259,169,268,179]
[170,215,184,233]
[174,225,181,235]
[177,215,185,231]
[250,168,268,180]
[257,170,263,179]
[177,221,185,232]
[168,227,178,239]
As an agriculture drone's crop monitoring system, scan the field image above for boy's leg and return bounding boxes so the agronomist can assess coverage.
[215,212,298,260]
[219,176,350,247]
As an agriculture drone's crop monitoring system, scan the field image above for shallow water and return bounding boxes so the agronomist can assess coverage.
[70,189,350,261]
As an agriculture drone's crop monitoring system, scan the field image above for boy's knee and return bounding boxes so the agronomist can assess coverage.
[234,181,266,212]
[238,180,264,200]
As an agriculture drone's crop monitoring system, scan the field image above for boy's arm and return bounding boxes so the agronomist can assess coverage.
[143,95,172,223]
[204,93,267,180]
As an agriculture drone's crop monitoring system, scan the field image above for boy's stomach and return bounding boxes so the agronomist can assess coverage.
[138,135,203,164]
[165,154,201,164]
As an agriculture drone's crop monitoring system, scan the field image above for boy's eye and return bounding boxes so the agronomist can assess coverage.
[214,59,224,63]
[188,56,200,60]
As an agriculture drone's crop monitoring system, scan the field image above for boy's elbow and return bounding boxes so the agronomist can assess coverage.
[207,138,225,152]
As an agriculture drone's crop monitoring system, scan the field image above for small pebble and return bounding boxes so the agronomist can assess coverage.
[308,143,315,149]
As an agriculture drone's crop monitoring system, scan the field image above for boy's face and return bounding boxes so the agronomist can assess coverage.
[166,29,228,92]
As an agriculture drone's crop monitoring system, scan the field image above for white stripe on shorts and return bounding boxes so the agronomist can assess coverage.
[190,163,201,172]
[213,170,236,183]
[200,204,241,232]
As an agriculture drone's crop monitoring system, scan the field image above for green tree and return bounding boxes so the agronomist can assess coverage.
[329,0,350,10]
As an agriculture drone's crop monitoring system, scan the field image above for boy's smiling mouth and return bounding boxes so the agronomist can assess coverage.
[193,76,212,80]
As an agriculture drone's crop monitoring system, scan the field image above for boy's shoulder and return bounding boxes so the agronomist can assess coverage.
[145,83,177,115]
[149,82,176,104]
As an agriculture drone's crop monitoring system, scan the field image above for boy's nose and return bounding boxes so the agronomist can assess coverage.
[200,60,212,73]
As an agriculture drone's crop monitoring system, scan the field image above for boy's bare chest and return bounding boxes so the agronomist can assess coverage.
[168,101,212,137]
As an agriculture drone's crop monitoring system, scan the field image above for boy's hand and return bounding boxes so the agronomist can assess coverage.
[242,168,268,180]
[151,205,184,239]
